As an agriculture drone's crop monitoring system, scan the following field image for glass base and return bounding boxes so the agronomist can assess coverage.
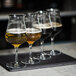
[40,52,51,60]
[50,50,61,56]
[22,57,40,65]
[6,62,26,69]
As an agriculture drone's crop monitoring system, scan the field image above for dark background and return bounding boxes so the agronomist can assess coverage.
[0,0,76,12]
[0,0,76,50]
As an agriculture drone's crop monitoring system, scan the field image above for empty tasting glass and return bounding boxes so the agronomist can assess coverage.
[5,14,26,68]
[22,12,42,64]
[46,8,62,56]
[33,10,52,60]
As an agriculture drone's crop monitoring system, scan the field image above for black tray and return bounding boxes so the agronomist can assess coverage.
[0,50,76,72]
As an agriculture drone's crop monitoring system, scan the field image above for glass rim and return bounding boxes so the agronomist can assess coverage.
[46,8,60,12]
[9,14,24,17]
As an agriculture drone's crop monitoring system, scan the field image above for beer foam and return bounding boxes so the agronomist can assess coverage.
[7,28,26,34]
[33,22,62,29]
[51,22,62,27]
[26,28,41,33]
[33,23,52,29]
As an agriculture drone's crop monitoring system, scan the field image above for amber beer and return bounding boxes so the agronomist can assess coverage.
[26,28,41,45]
[5,28,26,48]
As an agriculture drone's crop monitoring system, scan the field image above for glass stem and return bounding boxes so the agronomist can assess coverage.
[51,37,55,54]
[29,44,32,58]
[14,47,19,67]
[40,40,44,53]
[40,40,46,60]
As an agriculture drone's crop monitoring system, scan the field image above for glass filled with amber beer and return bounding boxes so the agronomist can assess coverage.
[23,12,42,64]
[5,14,26,68]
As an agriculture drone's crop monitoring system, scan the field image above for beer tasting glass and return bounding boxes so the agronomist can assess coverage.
[46,8,62,56]
[33,10,52,60]
[23,12,42,64]
[5,14,26,68]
